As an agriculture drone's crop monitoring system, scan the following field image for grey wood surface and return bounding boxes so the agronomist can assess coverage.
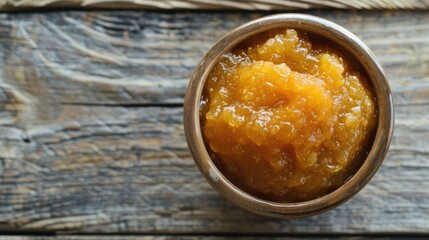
[0,10,428,234]
[1,0,429,11]
[0,236,420,240]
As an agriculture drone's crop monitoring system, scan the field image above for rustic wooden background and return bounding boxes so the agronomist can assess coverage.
[0,3,428,239]
[1,0,429,11]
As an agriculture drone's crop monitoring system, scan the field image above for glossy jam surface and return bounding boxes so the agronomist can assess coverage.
[201,29,377,202]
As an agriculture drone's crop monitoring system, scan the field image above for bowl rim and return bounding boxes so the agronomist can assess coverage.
[183,13,394,218]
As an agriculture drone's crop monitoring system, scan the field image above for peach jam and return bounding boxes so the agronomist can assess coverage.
[201,29,377,202]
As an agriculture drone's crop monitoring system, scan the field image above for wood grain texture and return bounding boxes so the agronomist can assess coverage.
[0,236,417,240]
[0,10,428,234]
[1,0,429,10]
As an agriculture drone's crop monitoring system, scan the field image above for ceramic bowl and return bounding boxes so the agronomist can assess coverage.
[183,13,394,218]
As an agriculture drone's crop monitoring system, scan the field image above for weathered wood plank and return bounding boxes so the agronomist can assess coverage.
[1,11,428,107]
[0,0,428,11]
[0,236,417,240]
[0,10,428,234]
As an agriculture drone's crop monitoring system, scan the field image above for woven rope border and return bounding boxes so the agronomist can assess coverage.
[1,0,429,10]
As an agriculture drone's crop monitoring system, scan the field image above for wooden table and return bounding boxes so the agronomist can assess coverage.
[0,2,428,239]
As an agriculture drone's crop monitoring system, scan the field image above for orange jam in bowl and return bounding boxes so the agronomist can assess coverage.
[201,29,377,202]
